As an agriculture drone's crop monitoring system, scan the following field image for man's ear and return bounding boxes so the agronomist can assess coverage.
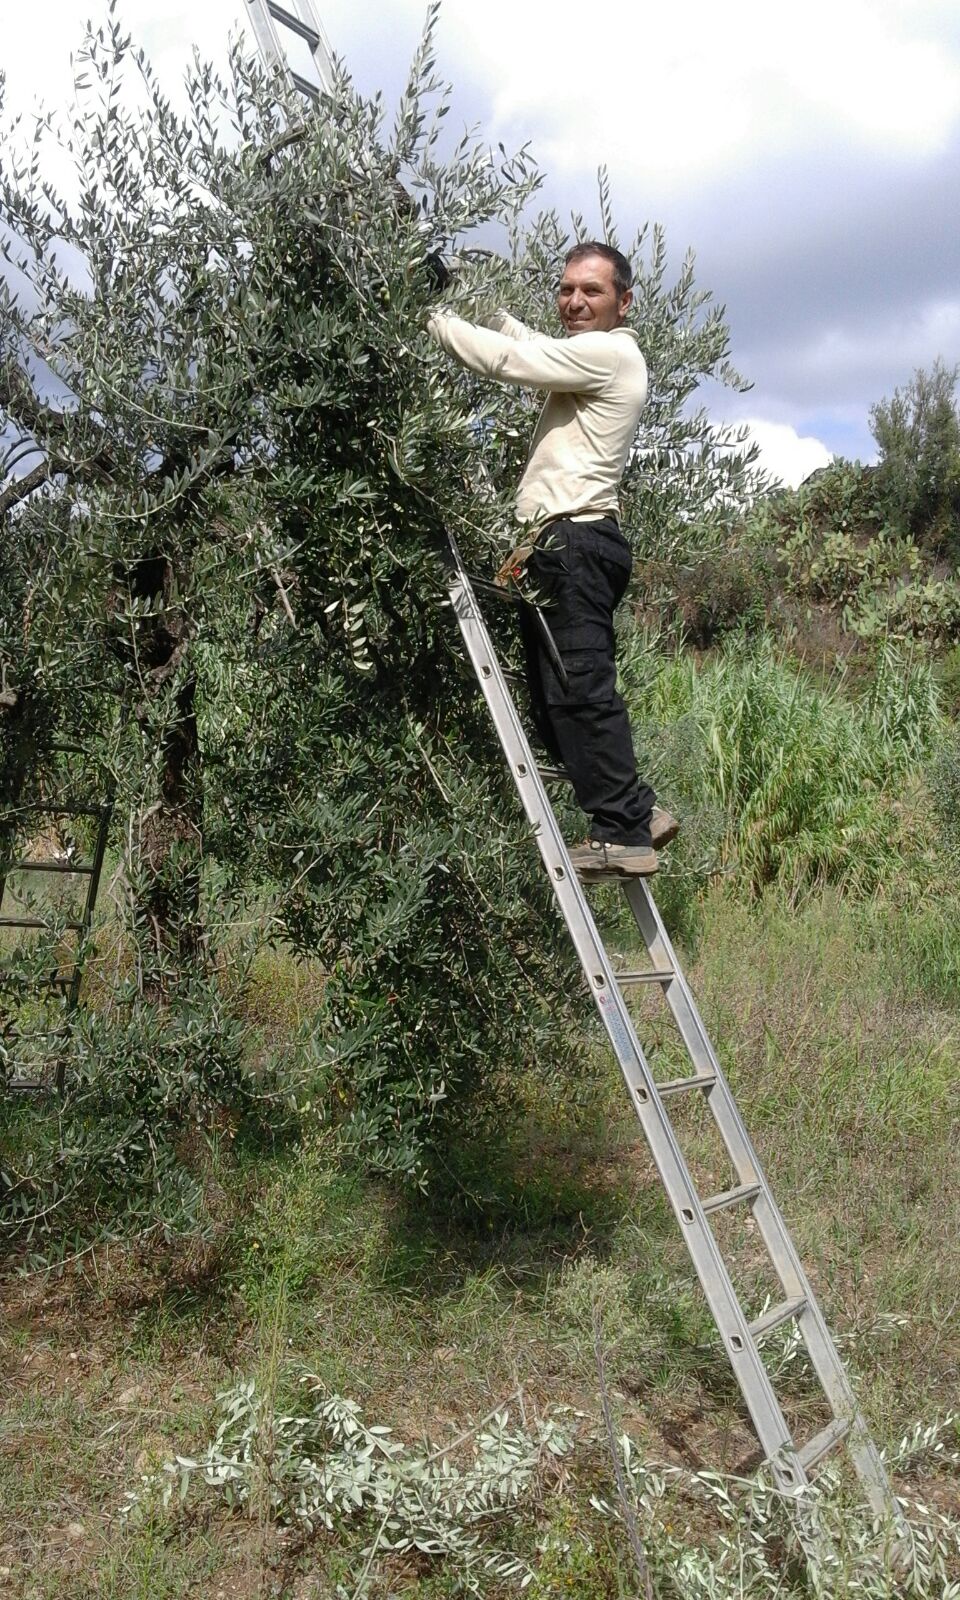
[618,288,634,323]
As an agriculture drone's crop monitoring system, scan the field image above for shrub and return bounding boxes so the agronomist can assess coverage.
[0,977,293,1247]
[646,543,778,648]
[777,459,884,543]
[774,460,923,619]
[781,526,921,612]
[771,449,960,645]
[850,577,960,645]
[870,360,960,555]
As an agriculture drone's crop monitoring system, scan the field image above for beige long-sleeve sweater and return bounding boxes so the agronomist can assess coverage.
[426,307,648,529]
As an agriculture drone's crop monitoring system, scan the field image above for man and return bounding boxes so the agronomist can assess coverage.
[427,242,677,878]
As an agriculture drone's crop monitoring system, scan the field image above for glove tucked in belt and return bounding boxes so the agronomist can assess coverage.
[494,541,536,589]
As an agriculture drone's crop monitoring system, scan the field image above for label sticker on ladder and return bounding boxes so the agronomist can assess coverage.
[597,988,638,1062]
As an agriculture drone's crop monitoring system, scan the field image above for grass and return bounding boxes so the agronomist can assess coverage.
[624,636,944,901]
[2,878,959,1595]
[2,634,958,1592]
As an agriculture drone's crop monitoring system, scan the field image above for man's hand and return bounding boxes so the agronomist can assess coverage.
[494,541,535,589]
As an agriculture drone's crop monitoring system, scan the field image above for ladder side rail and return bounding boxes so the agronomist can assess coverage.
[244,0,287,78]
[284,0,336,86]
[79,805,112,945]
[623,878,903,1522]
[67,801,113,1016]
[445,538,811,1494]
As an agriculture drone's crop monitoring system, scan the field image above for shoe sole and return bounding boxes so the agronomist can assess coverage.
[576,859,658,880]
[651,812,680,850]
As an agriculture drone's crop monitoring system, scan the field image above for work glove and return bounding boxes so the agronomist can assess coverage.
[494,540,536,589]
[424,249,455,292]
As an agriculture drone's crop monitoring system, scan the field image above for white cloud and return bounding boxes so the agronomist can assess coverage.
[0,2,250,123]
[402,0,960,187]
[741,420,833,488]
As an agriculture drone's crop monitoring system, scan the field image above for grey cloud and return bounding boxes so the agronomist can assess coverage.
[684,137,960,352]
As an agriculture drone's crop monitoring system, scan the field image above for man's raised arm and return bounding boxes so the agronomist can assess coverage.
[482,309,543,342]
[426,310,615,393]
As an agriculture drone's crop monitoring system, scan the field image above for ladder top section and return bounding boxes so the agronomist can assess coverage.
[244,0,335,99]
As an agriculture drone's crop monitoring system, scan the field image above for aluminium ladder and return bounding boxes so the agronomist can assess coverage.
[0,743,114,1093]
[444,532,903,1530]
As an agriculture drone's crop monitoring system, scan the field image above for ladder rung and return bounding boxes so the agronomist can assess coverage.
[0,916,85,931]
[657,1072,717,1099]
[467,574,521,606]
[536,765,570,783]
[267,1,321,48]
[701,1181,761,1216]
[6,859,94,876]
[748,1296,806,1342]
[798,1416,850,1472]
[615,968,675,985]
[15,803,107,818]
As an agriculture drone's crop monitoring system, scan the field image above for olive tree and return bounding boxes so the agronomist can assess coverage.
[1,3,757,1230]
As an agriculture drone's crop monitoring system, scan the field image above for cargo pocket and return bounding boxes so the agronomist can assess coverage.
[544,648,618,708]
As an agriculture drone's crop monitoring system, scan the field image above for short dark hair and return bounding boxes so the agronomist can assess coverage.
[563,241,633,299]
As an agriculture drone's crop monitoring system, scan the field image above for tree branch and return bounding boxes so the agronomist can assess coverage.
[0,460,49,517]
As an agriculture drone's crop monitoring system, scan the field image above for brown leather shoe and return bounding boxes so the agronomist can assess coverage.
[568,840,658,879]
[650,807,680,850]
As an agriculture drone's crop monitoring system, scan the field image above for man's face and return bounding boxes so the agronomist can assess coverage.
[557,254,632,335]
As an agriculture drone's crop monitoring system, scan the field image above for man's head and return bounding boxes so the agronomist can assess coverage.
[557,242,633,336]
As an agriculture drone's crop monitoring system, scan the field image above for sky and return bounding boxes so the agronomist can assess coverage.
[2,0,959,487]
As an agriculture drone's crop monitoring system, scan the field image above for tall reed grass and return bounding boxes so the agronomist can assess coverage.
[624,636,943,899]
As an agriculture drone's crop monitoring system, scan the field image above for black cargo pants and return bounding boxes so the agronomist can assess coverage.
[518,516,655,846]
